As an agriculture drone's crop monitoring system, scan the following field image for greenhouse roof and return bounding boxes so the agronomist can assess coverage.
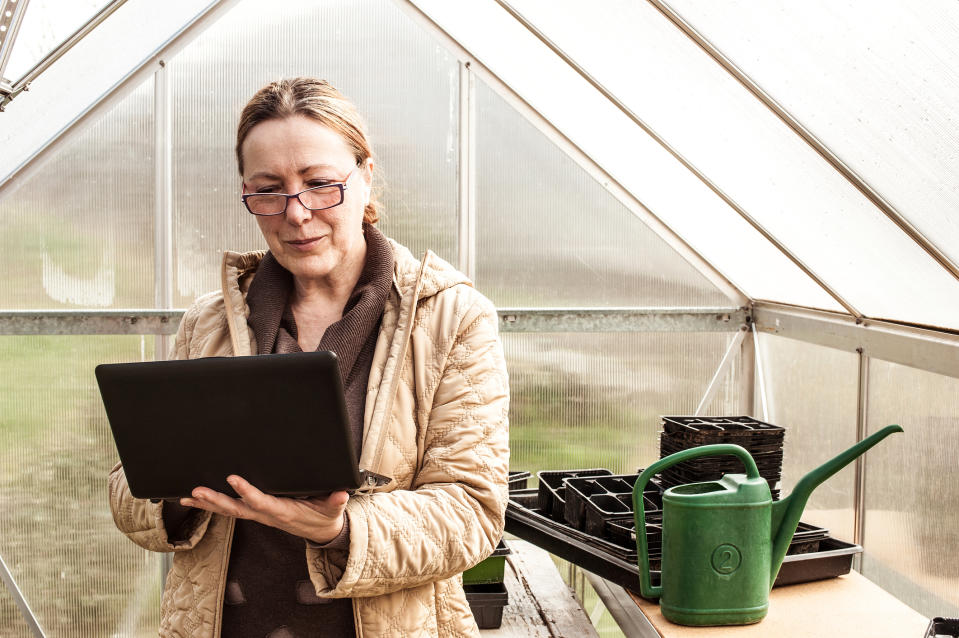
[1,0,958,331]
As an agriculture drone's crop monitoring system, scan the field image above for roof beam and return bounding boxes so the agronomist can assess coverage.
[753,301,959,380]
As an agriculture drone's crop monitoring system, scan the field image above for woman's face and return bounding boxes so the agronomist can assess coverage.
[240,115,372,289]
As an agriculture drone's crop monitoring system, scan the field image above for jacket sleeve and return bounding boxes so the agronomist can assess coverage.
[306,291,510,598]
[106,300,214,553]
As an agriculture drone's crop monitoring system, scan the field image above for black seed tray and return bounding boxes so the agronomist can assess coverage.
[508,470,531,492]
[536,469,612,522]
[662,416,786,447]
[511,488,637,561]
[506,490,861,598]
[563,473,662,534]
[925,617,959,638]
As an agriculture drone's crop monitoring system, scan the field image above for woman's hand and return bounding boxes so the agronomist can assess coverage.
[180,475,348,544]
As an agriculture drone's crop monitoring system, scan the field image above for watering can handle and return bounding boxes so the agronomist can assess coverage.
[632,444,760,598]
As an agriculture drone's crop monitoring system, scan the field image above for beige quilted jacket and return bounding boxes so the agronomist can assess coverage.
[108,239,510,637]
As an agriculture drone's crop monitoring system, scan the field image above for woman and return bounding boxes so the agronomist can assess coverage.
[108,77,510,637]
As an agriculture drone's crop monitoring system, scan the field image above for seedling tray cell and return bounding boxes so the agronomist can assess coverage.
[925,617,959,638]
[508,470,531,492]
[536,468,612,522]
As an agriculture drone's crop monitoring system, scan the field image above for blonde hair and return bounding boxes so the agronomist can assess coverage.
[236,78,379,224]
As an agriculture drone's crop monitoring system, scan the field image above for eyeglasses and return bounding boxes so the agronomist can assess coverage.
[241,166,357,216]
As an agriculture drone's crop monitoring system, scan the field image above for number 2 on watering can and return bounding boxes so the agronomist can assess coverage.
[711,544,742,575]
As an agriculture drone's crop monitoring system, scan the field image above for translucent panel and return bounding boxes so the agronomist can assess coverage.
[668,0,959,289]
[411,0,843,312]
[757,334,859,540]
[0,335,162,637]
[505,332,741,476]
[0,0,209,183]
[475,79,729,307]
[0,79,153,309]
[499,0,959,329]
[0,583,33,638]
[170,0,458,305]
[3,0,110,82]
[861,359,959,617]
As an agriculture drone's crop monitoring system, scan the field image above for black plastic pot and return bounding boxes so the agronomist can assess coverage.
[563,473,661,535]
[925,617,959,638]
[464,582,509,629]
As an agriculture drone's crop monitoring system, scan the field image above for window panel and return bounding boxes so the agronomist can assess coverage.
[0,335,161,637]
[757,333,859,541]
[475,79,731,308]
[862,359,959,617]
[0,79,154,309]
[506,331,742,477]
[170,0,458,305]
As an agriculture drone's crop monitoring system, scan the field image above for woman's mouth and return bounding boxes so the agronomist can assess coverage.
[286,237,323,251]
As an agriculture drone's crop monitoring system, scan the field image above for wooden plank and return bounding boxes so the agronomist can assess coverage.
[628,570,929,637]
[480,540,599,637]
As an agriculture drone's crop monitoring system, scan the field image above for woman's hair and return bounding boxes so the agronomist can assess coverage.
[236,77,379,224]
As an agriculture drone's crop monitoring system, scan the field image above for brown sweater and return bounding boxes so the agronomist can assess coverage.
[221,224,394,638]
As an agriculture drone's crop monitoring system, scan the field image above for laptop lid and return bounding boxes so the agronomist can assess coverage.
[96,351,375,500]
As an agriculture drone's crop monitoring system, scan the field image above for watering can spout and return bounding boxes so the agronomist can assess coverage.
[769,424,903,583]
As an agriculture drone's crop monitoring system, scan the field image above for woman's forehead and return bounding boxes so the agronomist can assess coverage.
[241,116,354,175]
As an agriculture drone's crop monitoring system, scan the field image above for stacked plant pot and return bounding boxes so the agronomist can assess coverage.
[658,416,785,500]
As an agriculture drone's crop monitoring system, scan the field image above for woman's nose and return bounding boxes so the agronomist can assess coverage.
[284,194,312,224]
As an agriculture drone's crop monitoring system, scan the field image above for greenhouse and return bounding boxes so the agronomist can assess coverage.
[1,0,957,636]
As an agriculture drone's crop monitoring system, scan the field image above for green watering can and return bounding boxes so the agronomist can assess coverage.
[632,424,903,626]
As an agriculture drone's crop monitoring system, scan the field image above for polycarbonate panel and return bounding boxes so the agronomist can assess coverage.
[756,334,859,540]
[0,79,153,309]
[2,0,110,82]
[498,0,959,329]
[668,0,959,290]
[0,335,162,637]
[0,0,210,184]
[0,583,33,638]
[505,331,741,477]
[170,0,458,305]
[411,0,843,312]
[475,79,729,308]
[861,359,959,617]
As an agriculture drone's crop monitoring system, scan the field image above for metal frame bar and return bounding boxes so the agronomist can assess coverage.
[488,0,858,318]
[583,573,659,638]
[0,552,45,637]
[852,349,869,570]
[0,0,30,85]
[0,307,746,336]
[391,0,748,308]
[738,325,755,416]
[753,328,769,421]
[0,310,181,335]
[753,301,959,380]
[0,0,240,193]
[1,0,128,108]
[498,307,746,333]
[456,60,476,280]
[647,0,959,287]
[694,327,747,415]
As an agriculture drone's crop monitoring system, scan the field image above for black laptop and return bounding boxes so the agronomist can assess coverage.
[95,351,387,500]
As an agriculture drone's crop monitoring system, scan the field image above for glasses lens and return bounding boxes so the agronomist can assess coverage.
[245,194,287,215]
[299,185,342,210]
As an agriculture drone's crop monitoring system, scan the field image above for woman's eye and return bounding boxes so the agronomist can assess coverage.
[254,186,279,194]
[308,181,333,188]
